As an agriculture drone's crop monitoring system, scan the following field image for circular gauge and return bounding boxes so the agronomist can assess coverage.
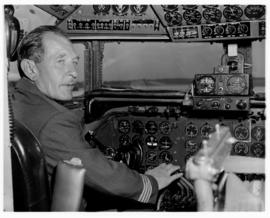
[93,5,111,15]
[159,121,171,134]
[112,5,129,16]
[226,24,237,35]
[118,120,130,134]
[200,123,214,138]
[132,120,144,134]
[145,121,158,134]
[227,76,247,94]
[164,11,182,26]
[159,151,173,163]
[202,26,213,37]
[197,76,215,94]
[159,136,173,150]
[130,5,148,15]
[185,123,198,138]
[161,5,178,11]
[182,5,198,10]
[146,151,158,163]
[251,126,265,141]
[234,125,249,140]
[223,5,243,21]
[238,23,249,34]
[145,135,158,148]
[183,9,202,25]
[250,143,265,158]
[119,135,131,146]
[203,7,222,23]
[214,25,224,35]
[244,5,265,19]
[185,140,199,154]
[233,142,249,156]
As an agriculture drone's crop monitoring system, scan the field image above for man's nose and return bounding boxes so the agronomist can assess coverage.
[69,70,78,79]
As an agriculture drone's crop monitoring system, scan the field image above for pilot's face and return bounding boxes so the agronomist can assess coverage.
[35,32,79,101]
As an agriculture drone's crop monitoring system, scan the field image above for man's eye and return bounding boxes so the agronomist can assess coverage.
[57,59,65,64]
[73,61,78,66]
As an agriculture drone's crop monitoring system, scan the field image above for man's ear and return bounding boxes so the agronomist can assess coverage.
[20,59,39,81]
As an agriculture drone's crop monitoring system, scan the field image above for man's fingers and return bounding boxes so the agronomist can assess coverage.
[170,172,183,182]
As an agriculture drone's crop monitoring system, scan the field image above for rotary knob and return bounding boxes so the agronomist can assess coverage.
[211,101,220,108]
[237,100,247,110]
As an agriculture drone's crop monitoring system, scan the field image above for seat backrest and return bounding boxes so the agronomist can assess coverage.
[11,120,51,211]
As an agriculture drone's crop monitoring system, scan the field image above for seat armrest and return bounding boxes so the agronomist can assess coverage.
[51,159,86,211]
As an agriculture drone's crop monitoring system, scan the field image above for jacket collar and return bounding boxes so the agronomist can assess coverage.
[16,77,69,113]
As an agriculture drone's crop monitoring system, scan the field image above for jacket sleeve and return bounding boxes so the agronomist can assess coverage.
[39,111,159,204]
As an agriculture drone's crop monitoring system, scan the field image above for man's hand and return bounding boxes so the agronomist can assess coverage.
[145,163,183,190]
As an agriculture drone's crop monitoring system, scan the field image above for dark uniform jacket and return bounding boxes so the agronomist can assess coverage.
[11,78,158,204]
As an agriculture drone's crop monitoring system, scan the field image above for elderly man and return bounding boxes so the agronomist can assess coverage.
[11,25,182,209]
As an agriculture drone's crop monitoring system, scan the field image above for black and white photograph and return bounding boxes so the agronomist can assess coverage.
[1,1,267,215]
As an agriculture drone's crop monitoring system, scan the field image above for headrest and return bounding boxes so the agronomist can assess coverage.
[4,5,20,62]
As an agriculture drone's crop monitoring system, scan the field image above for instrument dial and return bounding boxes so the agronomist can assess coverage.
[112,5,129,16]
[251,126,265,141]
[183,9,202,25]
[159,121,171,134]
[244,5,265,19]
[159,151,173,163]
[119,135,131,146]
[145,135,158,148]
[250,143,265,158]
[145,121,158,134]
[203,7,222,23]
[159,136,173,150]
[118,120,130,134]
[238,23,249,34]
[234,125,249,140]
[130,5,148,15]
[164,11,182,26]
[93,5,111,15]
[227,76,247,94]
[185,123,198,138]
[226,24,237,35]
[214,25,224,35]
[146,151,158,162]
[200,123,214,138]
[233,142,249,156]
[223,5,243,21]
[202,26,213,36]
[197,76,215,94]
[185,140,199,154]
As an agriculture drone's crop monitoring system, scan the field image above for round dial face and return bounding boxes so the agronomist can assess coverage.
[130,5,148,15]
[183,9,202,25]
[185,123,198,138]
[118,120,130,134]
[233,142,249,156]
[146,151,158,162]
[250,143,265,158]
[223,5,243,21]
[164,11,182,26]
[159,151,173,163]
[200,123,214,138]
[203,7,222,23]
[159,136,173,150]
[226,24,237,35]
[244,5,265,19]
[234,125,249,140]
[159,121,171,134]
[227,76,247,94]
[112,5,129,15]
[145,121,158,134]
[185,140,199,154]
[197,76,215,94]
[119,135,131,146]
[145,135,158,148]
[251,126,265,141]
[93,5,111,15]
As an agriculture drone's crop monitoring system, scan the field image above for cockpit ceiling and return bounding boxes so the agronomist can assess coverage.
[35,5,265,41]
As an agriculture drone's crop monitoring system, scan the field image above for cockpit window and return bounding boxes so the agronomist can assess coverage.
[102,42,224,91]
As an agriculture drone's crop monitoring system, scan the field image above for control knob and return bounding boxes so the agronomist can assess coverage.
[236,100,247,110]
[211,101,220,108]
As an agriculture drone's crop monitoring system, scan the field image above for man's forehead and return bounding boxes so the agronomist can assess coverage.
[42,32,75,55]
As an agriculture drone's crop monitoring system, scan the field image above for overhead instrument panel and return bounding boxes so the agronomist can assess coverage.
[151,5,265,42]
[57,5,167,39]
